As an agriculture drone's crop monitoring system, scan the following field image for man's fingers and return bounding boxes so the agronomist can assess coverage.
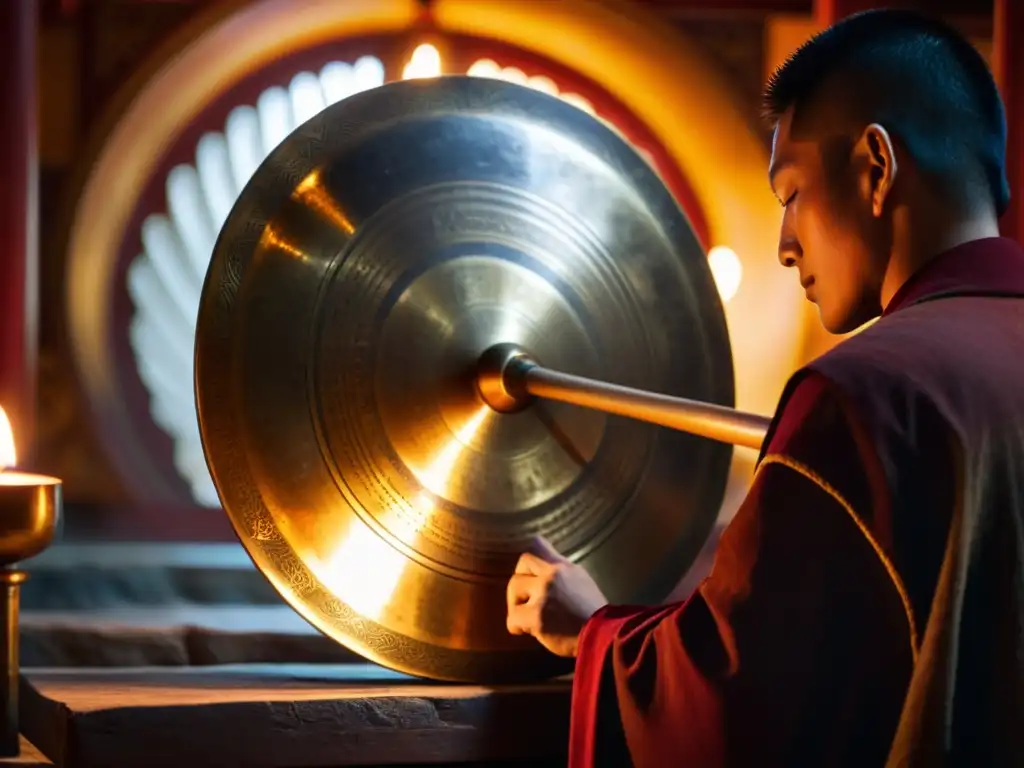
[505,574,546,637]
[528,535,567,564]
[506,604,526,635]
[506,573,534,609]
[506,602,540,636]
[515,551,554,575]
[514,537,566,575]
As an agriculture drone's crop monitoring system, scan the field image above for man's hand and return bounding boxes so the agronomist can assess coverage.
[506,536,609,658]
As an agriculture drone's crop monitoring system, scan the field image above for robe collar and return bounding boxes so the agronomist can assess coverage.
[883,236,1024,317]
[760,238,1024,465]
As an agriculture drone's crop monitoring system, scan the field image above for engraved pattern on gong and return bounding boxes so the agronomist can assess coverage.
[314,181,656,576]
[196,171,553,680]
[195,77,734,682]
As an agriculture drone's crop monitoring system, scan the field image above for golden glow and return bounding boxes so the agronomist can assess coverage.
[402,43,442,79]
[314,405,490,622]
[65,0,424,538]
[0,407,59,485]
[410,405,490,502]
[258,225,309,261]
[436,0,804,431]
[0,406,15,469]
[293,169,356,234]
[708,245,743,303]
[314,520,413,623]
[65,0,809,652]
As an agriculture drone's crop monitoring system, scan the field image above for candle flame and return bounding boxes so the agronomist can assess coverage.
[0,406,16,470]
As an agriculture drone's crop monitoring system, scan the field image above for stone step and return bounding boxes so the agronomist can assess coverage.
[19,605,362,668]
[0,736,50,766]
[21,665,571,767]
[20,527,723,611]
[21,543,279,610]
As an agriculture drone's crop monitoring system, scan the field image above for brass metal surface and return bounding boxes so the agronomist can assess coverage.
[195,76,735,683]
[0,472,61,757]
[0,478,61,568]
[476,343,770,448]
[511,355,770,450]
[0,568,26,757]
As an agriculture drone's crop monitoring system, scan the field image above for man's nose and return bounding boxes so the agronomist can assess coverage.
[777,238,801,268]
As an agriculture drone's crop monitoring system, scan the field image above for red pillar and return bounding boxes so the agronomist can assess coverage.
[0,0,38,463]
[995,0,1024,247]
[814,0,883,26]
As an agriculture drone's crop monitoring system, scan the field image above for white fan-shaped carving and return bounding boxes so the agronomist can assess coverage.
[466,58,658,168]
[127,56,386,507]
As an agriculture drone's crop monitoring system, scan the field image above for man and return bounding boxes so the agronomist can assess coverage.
[505,9,1024,766]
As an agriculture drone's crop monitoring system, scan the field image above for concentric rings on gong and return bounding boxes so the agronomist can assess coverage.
[312,181,658,582]
[195,76,734,682]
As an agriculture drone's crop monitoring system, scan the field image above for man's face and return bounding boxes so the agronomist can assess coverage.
[769,110,886,334]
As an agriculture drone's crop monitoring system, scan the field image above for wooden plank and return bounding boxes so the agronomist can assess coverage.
[640,0,813,17]
[21,665,571,767]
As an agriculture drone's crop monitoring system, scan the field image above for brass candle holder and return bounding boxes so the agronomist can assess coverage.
[0,407,60,758]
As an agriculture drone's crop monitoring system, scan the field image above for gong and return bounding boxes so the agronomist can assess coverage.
[195,76,743,683]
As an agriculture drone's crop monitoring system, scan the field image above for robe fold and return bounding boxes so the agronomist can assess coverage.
[570,237,1024,767]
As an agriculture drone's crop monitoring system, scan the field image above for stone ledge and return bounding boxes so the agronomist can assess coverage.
[0,736,51,766]
[22,665,571,767]
[19,606,358,668]
[20,623,362,668]
[22,543,275,610]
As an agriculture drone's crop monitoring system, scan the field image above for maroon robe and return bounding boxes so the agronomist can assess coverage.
[569,237,1024,767]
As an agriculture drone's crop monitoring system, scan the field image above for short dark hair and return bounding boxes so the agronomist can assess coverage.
[763,9,1010,216]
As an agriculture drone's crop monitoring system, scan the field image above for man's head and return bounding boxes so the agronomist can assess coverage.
[764,9,1009,334]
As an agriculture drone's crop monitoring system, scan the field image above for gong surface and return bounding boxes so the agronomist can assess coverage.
[195,76,735,683]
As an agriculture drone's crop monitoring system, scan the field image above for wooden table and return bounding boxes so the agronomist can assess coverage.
[21,664,572,767]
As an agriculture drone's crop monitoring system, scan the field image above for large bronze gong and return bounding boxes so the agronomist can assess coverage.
[195,76,764,683]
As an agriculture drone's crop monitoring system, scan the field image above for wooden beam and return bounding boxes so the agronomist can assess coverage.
[638,0,812,14]
[994,0,1024,246]
[638,0,988,15]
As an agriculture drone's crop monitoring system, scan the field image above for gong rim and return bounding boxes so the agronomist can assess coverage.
[195,75,734,682]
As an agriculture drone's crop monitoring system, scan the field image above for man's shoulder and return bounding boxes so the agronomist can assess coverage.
[768,308,974,465]
[765,317,940,457]
[811,294,1023,391]
[776,321,908,416]
[805,311,938,396]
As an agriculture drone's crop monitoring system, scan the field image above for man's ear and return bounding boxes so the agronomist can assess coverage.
[853,123,898,217]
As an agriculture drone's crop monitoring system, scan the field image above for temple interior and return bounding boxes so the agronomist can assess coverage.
[2,0,1020,765]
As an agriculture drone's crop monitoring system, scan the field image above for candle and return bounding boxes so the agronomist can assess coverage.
[0,405,60,758]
